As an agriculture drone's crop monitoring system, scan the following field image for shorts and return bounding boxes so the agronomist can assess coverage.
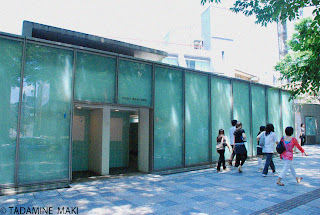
[257,147,263,155]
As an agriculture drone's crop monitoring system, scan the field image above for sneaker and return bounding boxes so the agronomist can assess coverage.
[262,174,267,177]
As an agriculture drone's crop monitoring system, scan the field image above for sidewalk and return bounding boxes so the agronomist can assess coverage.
[1,145,319,215]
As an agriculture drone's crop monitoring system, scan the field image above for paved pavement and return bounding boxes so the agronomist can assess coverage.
[1,145,320,215]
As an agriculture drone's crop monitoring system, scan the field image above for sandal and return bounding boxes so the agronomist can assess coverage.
[277,181,285,186]
[297,177,303,183]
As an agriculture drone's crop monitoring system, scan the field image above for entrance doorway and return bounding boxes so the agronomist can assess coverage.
[71,105,149,181]
[109,109,139,175]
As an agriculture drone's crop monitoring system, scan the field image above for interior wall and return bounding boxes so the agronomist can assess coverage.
[138,108,149,173]
[72,109,90,171]
[88,109,103,174]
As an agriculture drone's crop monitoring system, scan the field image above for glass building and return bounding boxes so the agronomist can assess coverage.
[0,22,294,189]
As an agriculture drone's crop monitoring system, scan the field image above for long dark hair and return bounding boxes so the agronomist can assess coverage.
[266,123,274,136]
[217,129,224,142]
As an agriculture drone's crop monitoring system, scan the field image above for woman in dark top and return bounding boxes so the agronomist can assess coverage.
[234,122,247,173]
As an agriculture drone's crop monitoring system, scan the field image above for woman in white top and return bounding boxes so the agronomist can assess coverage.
[257,123,279,176]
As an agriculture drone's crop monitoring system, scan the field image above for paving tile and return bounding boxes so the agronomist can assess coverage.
[158,200,178,207]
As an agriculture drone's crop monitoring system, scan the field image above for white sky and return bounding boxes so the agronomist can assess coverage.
[0,0,205,42]
[0,0,282,84]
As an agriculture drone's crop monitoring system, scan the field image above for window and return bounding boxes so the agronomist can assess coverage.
[185,59,210,72]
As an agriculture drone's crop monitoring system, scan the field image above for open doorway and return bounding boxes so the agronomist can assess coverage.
[71,106,103,181]
[109,109,140,175]
[71,106,149,181]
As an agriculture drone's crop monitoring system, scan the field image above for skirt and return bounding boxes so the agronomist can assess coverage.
[235,144,247,155]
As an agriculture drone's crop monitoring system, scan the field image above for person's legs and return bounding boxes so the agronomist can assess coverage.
[301,136,306,146]
[240,152,247,166]
[270,157,276,173]
[278,159,291,185]
[217,150,223,171]
[229,145,235,165]
[235,153,240,167]
[263,153,272,175]
[221,151,226,169]
[288,161,302,182]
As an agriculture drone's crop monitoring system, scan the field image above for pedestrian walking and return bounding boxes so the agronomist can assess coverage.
[216,129,232,172]
[277,126,308,186]
[228,120,237,166]
[234,122,247,173]
[257,126,266,170]
[299,123,306,146]
[257,123,278,177]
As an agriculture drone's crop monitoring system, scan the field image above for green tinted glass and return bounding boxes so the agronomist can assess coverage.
[0,38,22,184]
[185,72,209,165]
[118,60,152,106]
[233,81,252,156]
[268,89,281,138]
[281,91,294,133]
[154,66,183,170]
[251,85,266,156]
[74,52,116,103]
[18,43,73,183]
[211,77,232,161]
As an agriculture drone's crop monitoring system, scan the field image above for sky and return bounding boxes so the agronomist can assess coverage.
[0,0,282,84]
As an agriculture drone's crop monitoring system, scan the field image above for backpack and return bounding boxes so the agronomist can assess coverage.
[259,132,265,147]
[276,137,286,154]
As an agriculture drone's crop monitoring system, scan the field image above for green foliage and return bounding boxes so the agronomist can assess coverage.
[275,18,320,101]
[201,0,320,27]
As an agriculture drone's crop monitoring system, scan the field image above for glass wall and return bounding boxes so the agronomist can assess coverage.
[74,52,116,103]
[118,60,152,106]
[211,77,232,161]
[233,81,252,156]
[251,85,266,156]
[268,88,281,139]
[185,72,210,165]
[154,66,183,170]
[0,38,23,184]
[281,91,295,133]
[18,43,73,183]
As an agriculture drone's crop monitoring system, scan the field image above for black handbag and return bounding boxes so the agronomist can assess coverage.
[276,137,286,154]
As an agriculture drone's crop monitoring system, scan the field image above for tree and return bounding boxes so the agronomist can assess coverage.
[201,0,320,27]
[275,18,320,101]
[201,0,320,101]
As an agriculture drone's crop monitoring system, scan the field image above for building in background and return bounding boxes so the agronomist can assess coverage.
[161,5,279,85]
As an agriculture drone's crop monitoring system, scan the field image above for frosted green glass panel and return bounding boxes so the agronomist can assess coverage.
[185,72,209,165]
[154,66,183,170]
[233,81,252,156]
[74,52,116,103]
[211,77,231,161]
[118,60,152,106]
[281,91,294,133]
[251,85,266,156]
[18,43,73,183]
[0,38,22,184]
[268,89,281,138]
